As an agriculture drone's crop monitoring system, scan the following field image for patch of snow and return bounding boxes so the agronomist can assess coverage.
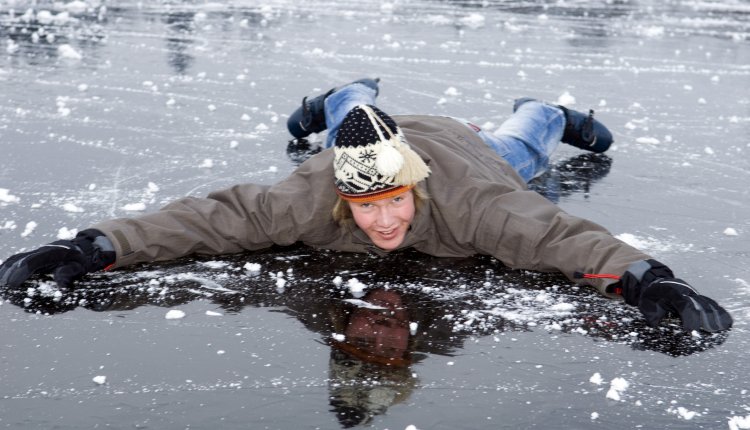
[58,44,83,60]
[121,203,146,211]
[0,188,20,203]
[589,372,604,385]
[724,227,738,236]
[92,375,106,385]
[57,227,77,240]
[165,309,186,319]
[21,221,37,237]
[244,262,262,272]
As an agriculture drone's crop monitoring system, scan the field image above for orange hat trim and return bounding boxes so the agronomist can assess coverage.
[336,184,414,203]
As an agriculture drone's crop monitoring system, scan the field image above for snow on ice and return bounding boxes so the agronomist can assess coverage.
[606,377,630,401]
[165,309,186,319]
[0,188,20,204]
[92,375,106,385]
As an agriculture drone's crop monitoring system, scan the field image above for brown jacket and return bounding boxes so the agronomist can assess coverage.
[93,115,650,296]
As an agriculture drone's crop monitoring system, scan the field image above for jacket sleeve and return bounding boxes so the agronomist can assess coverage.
[471,188,652,297]
[92,152,340,269]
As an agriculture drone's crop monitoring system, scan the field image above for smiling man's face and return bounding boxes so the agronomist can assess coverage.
[348,190,415,251]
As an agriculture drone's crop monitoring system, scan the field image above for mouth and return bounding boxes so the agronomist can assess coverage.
[376,228,398,240]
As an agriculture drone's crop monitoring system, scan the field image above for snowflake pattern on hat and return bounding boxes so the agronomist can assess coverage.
[333,105,430,202]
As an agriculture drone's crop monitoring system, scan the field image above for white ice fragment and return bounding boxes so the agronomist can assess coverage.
[409,322,418,335]
[58,44,82,60]
[166,98,176,106]
[704,147,714,155]
[405,426,419,430]
[229,140,239,149]
[199,159,214,169]
[332,276,343,286]
[447,361,455,366]
[556,91,576,107]
[62,203,85,213]
[21,221,37,237]
[268,166,278,173]
[241,113,251,121]
[698,98,706,105]
[208,104,217,111]
[636,137,660,144]
[276,277,287,289]
[675,406,698,420]
[217,350,226,355]
[347,278,366,298]
[92,375,106,385]
[548,302,575,312]
[57,227,77,240]
[0,188,20,203]
[147,182,159,192]
[683,84,693,91]
[255,123,269,131]
[332,333,345,342]
[200,261,229,269]
[590,412,599,420]
[724,228,738,236]
[343,299,386,310]
[165,309,186,319]
[606,377,629,401]
[243,262,262,272]
[459,13,485,29]
[606,387,622,401]
[444,87,460,96]
[729,415,750,430]
[77,83,88,92]
[121,203,146,211]
[589,372,604,385]
[205,310,223,316]
[642,26,664,37]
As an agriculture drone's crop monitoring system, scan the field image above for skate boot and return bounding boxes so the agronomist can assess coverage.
[513,97,613,153]
[287,77,380,139]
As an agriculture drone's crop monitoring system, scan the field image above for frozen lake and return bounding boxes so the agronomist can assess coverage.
[1,0,749,428]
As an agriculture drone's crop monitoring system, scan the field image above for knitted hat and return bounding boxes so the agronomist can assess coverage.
[333,105,430,202]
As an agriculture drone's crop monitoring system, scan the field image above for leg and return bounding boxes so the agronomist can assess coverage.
[467,101,565,182]
[286,78,379,140]
[323,84,378,148]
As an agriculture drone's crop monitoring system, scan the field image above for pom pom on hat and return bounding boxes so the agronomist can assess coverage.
[333,105,430,202]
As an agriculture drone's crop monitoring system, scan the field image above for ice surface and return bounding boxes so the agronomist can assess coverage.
[0,0,748,428]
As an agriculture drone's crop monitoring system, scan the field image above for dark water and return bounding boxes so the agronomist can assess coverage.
[1,1,749,429]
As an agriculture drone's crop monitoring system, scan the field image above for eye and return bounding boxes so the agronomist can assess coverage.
[393,196,404,203]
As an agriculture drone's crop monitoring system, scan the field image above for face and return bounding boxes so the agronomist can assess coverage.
[348,190,415,251]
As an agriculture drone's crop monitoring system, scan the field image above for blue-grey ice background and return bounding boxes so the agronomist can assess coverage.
[1,0,749,429]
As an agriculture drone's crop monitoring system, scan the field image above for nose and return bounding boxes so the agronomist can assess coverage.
[376,206,395,227]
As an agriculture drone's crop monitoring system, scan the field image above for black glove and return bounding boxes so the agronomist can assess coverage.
[0,229,115,289]
[620,259,733,333]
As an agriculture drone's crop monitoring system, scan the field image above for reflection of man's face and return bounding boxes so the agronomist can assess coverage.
[344,290,410,362]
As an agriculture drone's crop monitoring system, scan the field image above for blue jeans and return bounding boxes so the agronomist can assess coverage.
[323,84,564,182]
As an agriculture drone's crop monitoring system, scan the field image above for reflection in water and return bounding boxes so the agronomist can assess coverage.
[529,152,612,203]
[163,11,196,74]
[0,247,730,427]
[328,289,415,427]
[0,5,106,66]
